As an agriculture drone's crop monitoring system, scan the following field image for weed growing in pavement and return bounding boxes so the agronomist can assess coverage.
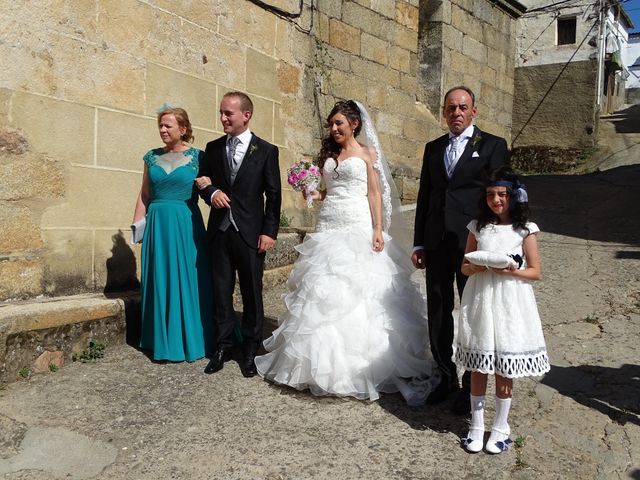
[583,314,604,332]
[279,211,293,228]
[18,367,30,379]
[513,435,528,471]
[583,315,599,324]
[72,340,107,363]
[575,147,597,170]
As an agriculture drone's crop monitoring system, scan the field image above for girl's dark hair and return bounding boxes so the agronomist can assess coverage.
[317,100,362,174]
[477,166,531,232]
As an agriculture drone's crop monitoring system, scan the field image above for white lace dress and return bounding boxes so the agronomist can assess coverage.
[455,220,550,378]
[255,157,438,402]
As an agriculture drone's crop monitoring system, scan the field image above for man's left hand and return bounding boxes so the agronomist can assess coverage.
[258,234,276,253]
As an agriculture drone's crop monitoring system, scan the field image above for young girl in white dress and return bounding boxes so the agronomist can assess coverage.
[456,167,550,454]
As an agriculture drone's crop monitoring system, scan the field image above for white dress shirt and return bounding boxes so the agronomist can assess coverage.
[211,128,253,203]
[227,128,253,170]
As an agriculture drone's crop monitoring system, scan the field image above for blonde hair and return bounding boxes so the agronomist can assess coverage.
[223,91,254,114]
[157,107,194,143]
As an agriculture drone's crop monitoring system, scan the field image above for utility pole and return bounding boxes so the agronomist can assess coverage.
[595,0,606,109]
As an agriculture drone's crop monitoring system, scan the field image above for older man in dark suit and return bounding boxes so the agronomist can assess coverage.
[412,86,508,411]
[198,91,281,378]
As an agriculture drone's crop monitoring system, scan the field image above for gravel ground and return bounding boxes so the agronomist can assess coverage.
[0,165,638,479]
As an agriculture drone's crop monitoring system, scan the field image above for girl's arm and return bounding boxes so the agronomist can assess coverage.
[492,233,542,281]
[132,165,150,223]
[364,147,384,252]
[460,232,487,276]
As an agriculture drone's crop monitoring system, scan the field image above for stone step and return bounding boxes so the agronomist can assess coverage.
[0,293,134,383]
[0,231,309,383]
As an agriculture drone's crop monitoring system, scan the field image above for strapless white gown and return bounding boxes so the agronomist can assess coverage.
[255,157,438,402]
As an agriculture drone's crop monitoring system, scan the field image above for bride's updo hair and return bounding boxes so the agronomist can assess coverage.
[317,100,362,171]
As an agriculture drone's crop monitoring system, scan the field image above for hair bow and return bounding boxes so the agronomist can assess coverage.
[513,181,528,203]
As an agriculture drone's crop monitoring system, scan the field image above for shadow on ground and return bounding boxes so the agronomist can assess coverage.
[377,395,469,438]
[524,164,640,245]
[542,363,640,426]
[602,104,640,134]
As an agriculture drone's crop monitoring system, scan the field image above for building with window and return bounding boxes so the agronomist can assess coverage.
[512,0,634,152]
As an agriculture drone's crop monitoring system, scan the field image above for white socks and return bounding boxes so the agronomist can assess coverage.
[463,395,485,452]
[486,396,512,454]
[464,395,513,454]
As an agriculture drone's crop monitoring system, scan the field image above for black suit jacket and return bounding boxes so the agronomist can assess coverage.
[199,133,281,249]
[413,126,508,252]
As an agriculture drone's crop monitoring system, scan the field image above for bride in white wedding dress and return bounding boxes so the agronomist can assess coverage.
[255,100,439,403]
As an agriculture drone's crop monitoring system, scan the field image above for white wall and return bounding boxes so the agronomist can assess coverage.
[625,36,640,89]
[516,0,599,67]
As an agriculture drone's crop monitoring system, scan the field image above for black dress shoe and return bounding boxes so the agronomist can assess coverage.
[426,378,460,405]
[239,342,259,378]
[425,379,451,405]
[451,388,471,415]
[240,355,258,378]
[204,349,231,374]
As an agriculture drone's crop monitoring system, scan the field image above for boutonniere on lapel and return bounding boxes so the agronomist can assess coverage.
[248,143,258,156]
[470,132,482,157]
[471,131,483,149]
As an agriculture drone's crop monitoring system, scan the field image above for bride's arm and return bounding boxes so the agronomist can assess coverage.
[364,148,384,252]
[303,189,325,201]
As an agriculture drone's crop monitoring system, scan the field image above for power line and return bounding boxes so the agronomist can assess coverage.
[524,0,594,15]
[520,14,561,57]
[247,0,315,34]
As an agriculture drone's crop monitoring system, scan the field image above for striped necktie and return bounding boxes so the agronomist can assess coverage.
[447,136,462,177]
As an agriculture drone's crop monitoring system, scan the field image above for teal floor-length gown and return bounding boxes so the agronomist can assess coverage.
[139,147,212,362]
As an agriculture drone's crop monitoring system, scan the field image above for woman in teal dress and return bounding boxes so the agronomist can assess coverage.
[132,107,211,362]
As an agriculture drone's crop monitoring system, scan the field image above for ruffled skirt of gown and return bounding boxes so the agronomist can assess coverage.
[255,226,439,402]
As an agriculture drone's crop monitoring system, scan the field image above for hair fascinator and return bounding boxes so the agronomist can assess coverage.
[156,102,175,113]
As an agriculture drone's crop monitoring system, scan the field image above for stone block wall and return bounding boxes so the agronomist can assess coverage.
[307,0,443,199]
[417,0,522,141]
[0,1,297,300]
[0,0,519,300]
[512,60,599,149]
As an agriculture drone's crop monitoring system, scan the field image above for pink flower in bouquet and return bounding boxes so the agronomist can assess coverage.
[287,159,321,208]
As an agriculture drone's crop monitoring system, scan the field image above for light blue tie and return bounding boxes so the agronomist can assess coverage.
[447,136,462,177]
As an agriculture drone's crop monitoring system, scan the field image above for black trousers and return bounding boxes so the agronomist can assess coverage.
[424,231,470,389]
[210,228,265,351]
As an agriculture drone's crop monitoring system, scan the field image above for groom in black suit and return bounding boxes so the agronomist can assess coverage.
[198,91,281,377]
[412,86,508,410]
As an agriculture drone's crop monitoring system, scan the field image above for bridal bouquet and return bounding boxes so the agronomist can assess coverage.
[287,160,321,208]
